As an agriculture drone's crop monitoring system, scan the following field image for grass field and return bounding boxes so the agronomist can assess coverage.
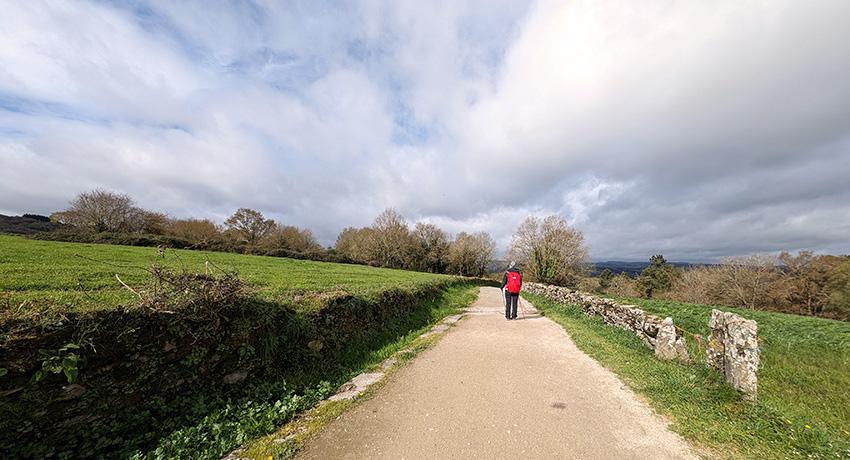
[0,234,454,315]
[526,293,850,459]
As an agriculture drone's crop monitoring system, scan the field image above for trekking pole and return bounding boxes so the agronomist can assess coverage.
[501,287,506,316]
[518,295,527,319]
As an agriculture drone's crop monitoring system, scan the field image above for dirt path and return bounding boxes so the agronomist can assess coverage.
[299,287,696,459]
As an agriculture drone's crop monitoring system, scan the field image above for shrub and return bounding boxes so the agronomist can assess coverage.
[0,214,60,234]
[30,229,193,248]
[606,273,641,297]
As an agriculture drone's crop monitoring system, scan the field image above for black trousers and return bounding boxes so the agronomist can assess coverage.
[505,292,519,319]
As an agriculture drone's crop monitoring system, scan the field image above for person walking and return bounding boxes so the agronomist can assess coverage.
[501,261,522,320]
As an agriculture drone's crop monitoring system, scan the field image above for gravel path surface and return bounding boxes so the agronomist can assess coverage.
[298,287,697,459]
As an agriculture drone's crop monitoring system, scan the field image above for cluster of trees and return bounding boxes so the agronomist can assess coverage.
[42,190,503,276]
[507,215,588,286]
[39,191,595,280]
[587,253,850,320]
[335,212,592,280]
[49,189,320,255]
[334,209,495,276]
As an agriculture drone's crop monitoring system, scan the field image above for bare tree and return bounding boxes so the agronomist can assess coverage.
[666,265,725,305]
[446,231,495,277]
[224,208,276,251]
[606,273,641,297]
[778,251,839,316]
[131,210,170,235]
[262,224,320,252]
[508,215,588,286]
[335,226,378,263]
[167,218,222,244]
[407,222,449,273]
[371,208,410,268]
[55,189,137,232]
[826,257,850,319]
[719,254,783,310]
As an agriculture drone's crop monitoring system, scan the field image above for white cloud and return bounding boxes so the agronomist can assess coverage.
[1,0,849,260]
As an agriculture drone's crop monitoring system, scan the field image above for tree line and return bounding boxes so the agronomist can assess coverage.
[37,190,597,281]
[587,253,850,320]
[334,209,496,276]
[47,190,321,255]
[40,189,509,276]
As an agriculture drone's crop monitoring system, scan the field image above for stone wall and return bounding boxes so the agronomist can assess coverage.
[707,309,760,400]
[523,282,689,362]
[524,282,759,400]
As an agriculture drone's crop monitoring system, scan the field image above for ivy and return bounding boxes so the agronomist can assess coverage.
[34,342,83,384]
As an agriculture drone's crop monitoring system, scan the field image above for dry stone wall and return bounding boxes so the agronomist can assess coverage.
[523,282,689,362]
[524,282,759,400]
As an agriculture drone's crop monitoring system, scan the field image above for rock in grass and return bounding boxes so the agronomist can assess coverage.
[223,370,248,384]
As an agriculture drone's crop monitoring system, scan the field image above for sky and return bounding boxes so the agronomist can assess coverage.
[1,0,849,262]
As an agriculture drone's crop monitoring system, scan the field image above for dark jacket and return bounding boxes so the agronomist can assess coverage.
[501,267,522,291]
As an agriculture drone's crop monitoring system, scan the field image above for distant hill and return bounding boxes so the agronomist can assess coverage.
[489,259,703,278]
[0,214,60,235]
[591,261,704,277]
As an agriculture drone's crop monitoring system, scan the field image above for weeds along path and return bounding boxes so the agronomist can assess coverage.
[298,287,696,459]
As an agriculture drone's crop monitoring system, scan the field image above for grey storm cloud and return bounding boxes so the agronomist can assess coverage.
[1,0,848,261]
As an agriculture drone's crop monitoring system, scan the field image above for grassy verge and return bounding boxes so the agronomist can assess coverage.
[238,286,478,460]
[524,293,850,459]
[142,284,479,460]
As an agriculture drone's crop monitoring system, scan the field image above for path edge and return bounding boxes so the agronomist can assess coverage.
[222,299,473,459]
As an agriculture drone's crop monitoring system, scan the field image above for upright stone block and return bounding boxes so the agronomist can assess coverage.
[707,309,759,401]
[654,317,688,361]
[724,314,759,400]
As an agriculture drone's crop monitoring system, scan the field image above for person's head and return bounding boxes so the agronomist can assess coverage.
[508,261,516,269]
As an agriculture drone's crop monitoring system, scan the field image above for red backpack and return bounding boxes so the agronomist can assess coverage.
[506,271,522,294]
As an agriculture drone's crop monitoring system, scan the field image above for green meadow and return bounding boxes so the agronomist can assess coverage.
[0,234,454,315]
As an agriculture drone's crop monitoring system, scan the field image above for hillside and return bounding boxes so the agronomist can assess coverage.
[0,234,453,315]
[591,261,705,277]
[0,214,59,235]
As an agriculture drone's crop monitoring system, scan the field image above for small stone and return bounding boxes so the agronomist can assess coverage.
[430,324,449,333]
[442,314,463,324]
[380,357,397,369]
[58,384,86,400]
[223,370,248,384]
[329,372,384,401]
